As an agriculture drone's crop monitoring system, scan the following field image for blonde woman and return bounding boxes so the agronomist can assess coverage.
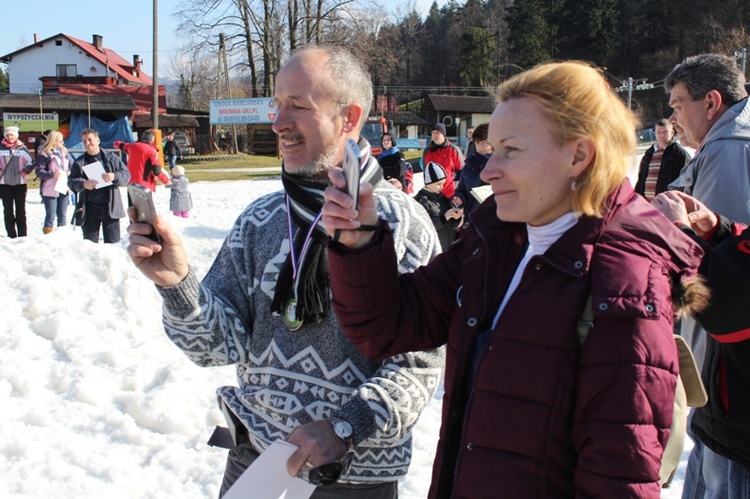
[322,61,709,497]
[35,131,75,233]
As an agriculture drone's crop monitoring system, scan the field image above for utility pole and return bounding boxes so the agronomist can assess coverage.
[152,0,159,132]
[735,48,747,77]
[38,88,44,133]
[218,33,238,154]
[626,76,633,110]
[614,77,654,110]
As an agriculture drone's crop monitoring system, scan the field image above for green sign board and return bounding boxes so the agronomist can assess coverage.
[3,112,60,132]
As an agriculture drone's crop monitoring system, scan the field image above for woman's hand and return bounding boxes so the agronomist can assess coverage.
[321,167,379,248]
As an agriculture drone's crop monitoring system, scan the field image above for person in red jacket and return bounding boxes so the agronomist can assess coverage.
[322,61,709,497]
[114,129,171,194]
[421,123,464,200]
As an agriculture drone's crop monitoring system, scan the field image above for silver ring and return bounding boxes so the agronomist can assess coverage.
[304,460,315,469]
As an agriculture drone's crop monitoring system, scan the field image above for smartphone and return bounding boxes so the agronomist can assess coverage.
[127,183,161,242]
[342,138,362,208]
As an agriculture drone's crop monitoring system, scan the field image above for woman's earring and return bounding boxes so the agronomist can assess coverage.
[570,178,577,192]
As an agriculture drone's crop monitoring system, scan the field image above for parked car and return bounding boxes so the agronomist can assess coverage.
[172,131,195,156]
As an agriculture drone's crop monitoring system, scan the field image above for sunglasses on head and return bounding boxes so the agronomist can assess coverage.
[297,452,353,486]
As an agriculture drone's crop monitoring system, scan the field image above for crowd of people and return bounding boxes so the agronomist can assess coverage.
[0,127,190,243]
[3,44,749,498]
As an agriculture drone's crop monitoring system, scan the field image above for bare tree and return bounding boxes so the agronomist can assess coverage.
[167,46,218,110]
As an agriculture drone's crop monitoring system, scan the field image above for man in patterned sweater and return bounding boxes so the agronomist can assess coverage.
[126,45,443,498]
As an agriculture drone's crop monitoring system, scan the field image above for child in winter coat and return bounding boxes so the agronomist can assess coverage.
[414,162,462,251]
[169,166,192,218]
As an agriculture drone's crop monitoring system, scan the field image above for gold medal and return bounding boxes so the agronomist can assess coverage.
[284,299,303,331]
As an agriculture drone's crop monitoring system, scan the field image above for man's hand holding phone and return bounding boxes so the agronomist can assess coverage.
[126,184,189,287]
[322,139,379,248]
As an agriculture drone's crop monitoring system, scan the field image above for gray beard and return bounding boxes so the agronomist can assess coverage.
[294,139,340,177]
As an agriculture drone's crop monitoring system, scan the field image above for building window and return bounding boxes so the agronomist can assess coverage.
[56,64,77,77]
[55,40,62,46]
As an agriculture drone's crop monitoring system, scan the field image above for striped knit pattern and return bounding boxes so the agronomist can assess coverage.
[643,147,664,200]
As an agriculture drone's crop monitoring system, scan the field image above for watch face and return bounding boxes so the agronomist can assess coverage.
[333,420,353,438]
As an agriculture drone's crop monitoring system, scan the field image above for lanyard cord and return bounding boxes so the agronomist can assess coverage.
[284,195,323,285]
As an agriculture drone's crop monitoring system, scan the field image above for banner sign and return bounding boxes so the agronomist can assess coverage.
[396,138,429,149]
[3,112,60,132]
[209,98,276,125]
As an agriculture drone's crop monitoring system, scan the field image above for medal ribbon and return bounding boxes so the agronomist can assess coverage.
[285,195,323,298]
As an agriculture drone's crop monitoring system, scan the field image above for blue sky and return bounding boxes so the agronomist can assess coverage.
[1,0,435,77]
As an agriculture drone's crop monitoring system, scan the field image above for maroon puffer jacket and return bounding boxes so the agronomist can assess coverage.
[329,181,704,498]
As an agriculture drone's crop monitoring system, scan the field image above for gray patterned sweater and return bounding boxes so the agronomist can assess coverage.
[157,180,444,482]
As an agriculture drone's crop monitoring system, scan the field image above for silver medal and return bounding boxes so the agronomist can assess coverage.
[284,299,303,331]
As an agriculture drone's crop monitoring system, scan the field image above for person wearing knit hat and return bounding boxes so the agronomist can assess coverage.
[430,123,447,137]
[4,125,20,137]
[415,161,462,250]
[421,122,464,200]
[169,165,192,218]
[1,124,35,237]
[423,161,447,185]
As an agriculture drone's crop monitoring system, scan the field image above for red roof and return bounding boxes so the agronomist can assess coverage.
[65,34,152,86]
[0,33,152,86]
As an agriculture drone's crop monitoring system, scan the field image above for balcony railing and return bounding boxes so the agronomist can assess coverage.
[41,76,118,90]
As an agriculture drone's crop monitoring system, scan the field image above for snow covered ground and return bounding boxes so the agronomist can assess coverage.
[2,177,688,498]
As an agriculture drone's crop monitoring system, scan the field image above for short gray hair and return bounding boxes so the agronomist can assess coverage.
[293,45,373,129]
[665,54,747,106]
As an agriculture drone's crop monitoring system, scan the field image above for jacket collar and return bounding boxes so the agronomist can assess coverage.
[469,180,690,279]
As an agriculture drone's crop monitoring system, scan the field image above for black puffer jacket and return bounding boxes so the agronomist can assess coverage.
[689,217,750,469]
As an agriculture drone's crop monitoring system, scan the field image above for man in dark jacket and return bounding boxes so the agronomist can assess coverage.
[653,190,750,499]
[164,133,182,169]
[635,119,691,200]
[68,128,130,243]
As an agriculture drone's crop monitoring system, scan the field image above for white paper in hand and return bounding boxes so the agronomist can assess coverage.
[81,161,112,189]
[222,440,316,499]
[53,174,69,195]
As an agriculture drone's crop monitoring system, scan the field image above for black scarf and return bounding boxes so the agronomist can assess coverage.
[270,139,383,325]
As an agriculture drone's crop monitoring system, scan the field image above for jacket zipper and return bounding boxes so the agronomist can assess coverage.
[450,243,539,498]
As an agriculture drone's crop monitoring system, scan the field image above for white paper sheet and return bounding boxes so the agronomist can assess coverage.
[81,161,112,189]
[53,173,69,194]
[222,440,316,499]
[471,185,493,203]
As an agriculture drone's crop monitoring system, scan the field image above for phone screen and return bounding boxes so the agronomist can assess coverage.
[342,139,361,208]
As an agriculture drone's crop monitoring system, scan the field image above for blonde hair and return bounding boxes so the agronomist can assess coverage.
[495,61,637,217]
[41,131,68,157]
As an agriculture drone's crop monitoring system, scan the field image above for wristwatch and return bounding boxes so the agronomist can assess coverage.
[328,416,354,450]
